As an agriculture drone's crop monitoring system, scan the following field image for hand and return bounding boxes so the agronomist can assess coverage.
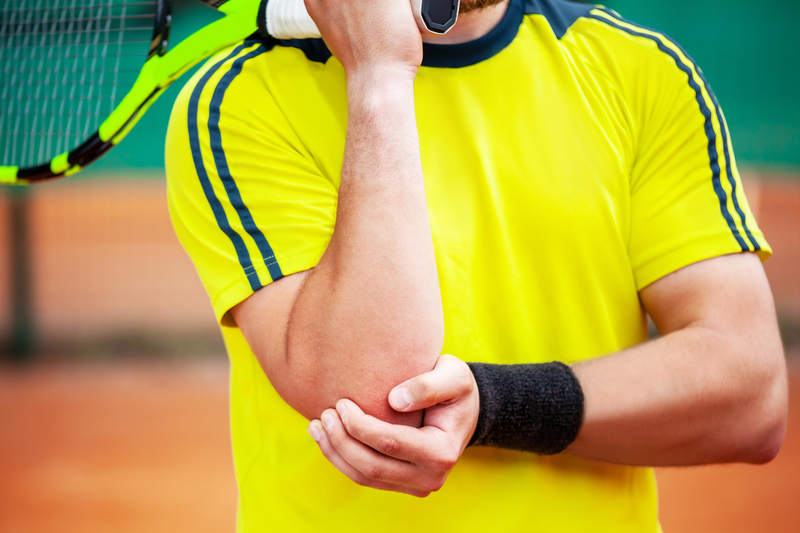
[303,0,423,78]
[307,355,479,497]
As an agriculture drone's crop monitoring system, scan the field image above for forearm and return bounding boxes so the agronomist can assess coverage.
[460,254,787,465]
[306,258,787,496]
[567,324,786,466]
[273,72,443,425]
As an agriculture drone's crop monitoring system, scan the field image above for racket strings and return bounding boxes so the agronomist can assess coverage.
[0,2,157,15]
[1,0,157,168]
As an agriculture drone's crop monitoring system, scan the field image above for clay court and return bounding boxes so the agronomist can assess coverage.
[0,358,798,533]
[0,174,798,532]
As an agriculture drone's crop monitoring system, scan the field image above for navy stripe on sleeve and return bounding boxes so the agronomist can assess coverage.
[188,43,264,292]
[588,11,751,252]
[694,74,761,252]
[207,45,284,283]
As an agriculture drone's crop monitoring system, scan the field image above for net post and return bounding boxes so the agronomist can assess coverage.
[7,187,35,361]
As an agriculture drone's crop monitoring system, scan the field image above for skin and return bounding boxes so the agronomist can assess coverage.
[233,0,788,498]
[232,1,514,427]
[233,0,443,428]
[310,253,787,496]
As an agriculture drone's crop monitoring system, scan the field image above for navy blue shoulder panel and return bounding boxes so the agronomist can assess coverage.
[253,34,332,64]
[523,0,595,39]
[273,37,332,64]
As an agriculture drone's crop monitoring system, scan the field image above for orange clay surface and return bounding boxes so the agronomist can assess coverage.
[0,174,797,348]
[0,358,798,533]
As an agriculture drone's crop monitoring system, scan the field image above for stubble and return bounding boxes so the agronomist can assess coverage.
[459,0,507,14]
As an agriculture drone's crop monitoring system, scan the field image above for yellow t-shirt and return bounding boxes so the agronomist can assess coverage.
[165,0,770,531]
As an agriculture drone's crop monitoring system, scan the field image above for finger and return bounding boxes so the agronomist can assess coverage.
[321,409,441,491]
[389,354,475,412]
[336,399,446,464]
[308,420,429,498]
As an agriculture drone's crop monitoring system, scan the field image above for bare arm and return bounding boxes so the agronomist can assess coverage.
[231,0,442,426]
[569,252,787,465]
[306,253,787,496]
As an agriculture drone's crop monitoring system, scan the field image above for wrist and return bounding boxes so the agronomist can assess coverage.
[346,62,418,86]
[466,362,585,455]
[346,66,416,111]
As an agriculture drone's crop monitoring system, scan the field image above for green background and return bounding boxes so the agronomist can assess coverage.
[90,0,800,174]
[602,0,799,170]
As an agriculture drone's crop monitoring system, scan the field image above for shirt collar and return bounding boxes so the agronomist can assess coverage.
[421,0,524,69]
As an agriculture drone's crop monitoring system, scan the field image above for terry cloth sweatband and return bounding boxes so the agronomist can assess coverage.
[466,362,584,455]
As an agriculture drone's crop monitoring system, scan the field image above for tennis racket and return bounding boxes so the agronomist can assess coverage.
[0,0,459,185]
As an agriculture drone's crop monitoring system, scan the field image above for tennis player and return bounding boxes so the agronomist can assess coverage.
[165,0,788,530]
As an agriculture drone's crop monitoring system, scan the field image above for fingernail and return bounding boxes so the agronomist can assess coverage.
[322,413,334,432]
[308,424,322,442]
[336,401,347,422]
[389,387,411,410]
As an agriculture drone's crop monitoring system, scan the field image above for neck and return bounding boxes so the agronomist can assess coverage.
[422,1,510,45]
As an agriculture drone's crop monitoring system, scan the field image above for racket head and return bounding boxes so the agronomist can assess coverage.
[0,0,172,184]
[0,0,260,185]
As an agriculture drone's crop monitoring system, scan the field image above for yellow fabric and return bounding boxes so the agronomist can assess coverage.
[166,2,769,531]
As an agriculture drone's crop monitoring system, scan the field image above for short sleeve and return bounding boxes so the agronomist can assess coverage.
[166,45,338,325]
[625,30,771,290]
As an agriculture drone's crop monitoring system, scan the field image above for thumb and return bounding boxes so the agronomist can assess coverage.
[388,354,471,412]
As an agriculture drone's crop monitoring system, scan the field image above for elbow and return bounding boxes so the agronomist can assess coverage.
[743,388,787,465]
[749,424,786,465]
[742,417,786,466]
[736,357,788,465]
[273,291,444,423]
[276,334,440,425]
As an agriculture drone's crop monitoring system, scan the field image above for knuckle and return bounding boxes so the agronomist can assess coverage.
[416,378,435,403]
[457,371,475,395]
[363,463,384,481]
[329,433,345,450]
[353,474,370,488]
[434,459,455,472]
[423,476,446,493]
[434,451,459,471]
[376,435,399,456]
[440,354,458,366]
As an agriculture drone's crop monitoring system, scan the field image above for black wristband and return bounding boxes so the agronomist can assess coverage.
[466,362,584,455]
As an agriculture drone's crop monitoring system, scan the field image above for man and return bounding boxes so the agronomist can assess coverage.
[165,0,787,530]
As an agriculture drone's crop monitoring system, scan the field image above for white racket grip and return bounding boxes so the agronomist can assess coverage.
[266,0,321,40]
[263,0,458,40]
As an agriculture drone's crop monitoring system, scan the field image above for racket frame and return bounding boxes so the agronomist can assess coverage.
[2,0,260,184]
[0,0,460,185]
